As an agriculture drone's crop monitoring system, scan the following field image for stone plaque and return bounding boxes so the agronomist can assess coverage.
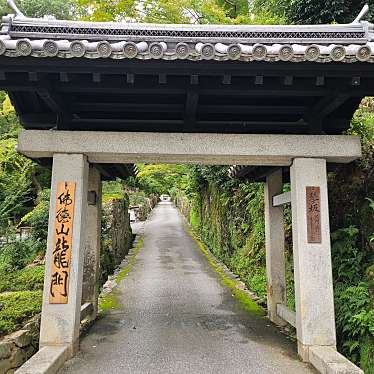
[306,186,321,243]
[49,182,76,304]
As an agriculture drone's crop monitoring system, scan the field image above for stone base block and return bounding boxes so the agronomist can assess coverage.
[309,345,363,374]
[15,345,69,374]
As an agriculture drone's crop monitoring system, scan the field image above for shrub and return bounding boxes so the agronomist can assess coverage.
[335,282,374,365]
[0,266,45,293]
[20,189,50,248]
[0,239,41,271]
[331,226,363,285]
[0,290,42,337]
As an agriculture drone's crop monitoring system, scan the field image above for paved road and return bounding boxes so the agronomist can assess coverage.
[60,202,314,374]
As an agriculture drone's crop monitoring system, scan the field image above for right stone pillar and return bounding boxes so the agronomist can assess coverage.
[290,158,336,362]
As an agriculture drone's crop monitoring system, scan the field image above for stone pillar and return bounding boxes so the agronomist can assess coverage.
[290,158,336,361]
[264,169,287,326]
[40,154,89,357]
[82,166,102,320]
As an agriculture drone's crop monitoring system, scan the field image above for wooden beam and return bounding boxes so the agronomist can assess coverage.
[126,73,135,84]
[158,74,167,84]
[255,76,264,85]
[28,72,39,82]
[71,102,305,115]
[283,76,293,86]
[222,74,231,85]
[59,72,70,82]
[92,73,101,83]
[72,103,184,113]
[200,105,305,114]
[351,76,361,86]
[308,93,351,118]
[184,89,199,126]
[190,74,199,85]
[315,76,325,86]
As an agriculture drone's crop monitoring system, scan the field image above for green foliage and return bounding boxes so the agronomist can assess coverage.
[331,226,364,285]
[0,266,44,293]
[20,189,50,248]
[0,0,78,19]
[76,0,281,24]
[251,0,374,24]
[0,290,42,336]
[335,283,374,364]
[102,181,126,202]
[0,136,35,226]
[136,164,188,195]
[0,239,42,271]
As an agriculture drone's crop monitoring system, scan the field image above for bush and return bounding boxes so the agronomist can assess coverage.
[20,189,50,248]
[331,226,364,286]
[0,239,41,271]
[335,282,374,367]
[0,290,42,336]
[0,266,44,293]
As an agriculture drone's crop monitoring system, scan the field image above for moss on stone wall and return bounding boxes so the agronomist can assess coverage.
[100,196,133,286]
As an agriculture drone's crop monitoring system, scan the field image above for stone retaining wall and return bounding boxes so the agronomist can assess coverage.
[0,315,40,374]
[100,197,134,286]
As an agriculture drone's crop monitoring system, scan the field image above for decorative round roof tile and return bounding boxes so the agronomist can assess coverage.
[305,45,320,61]
[252,44,267,60]
[175,43,190,59]
[201,43,215,59]
[123,42,138,58]
[97,41,112,58]
[279,45,294,61]
[43,40,59,57]
[149,42,165,59]
[356,45,371,61]
[70,41,86,57]
[227,44,241,60]
[16,39,32,56]
[330,45,346,61]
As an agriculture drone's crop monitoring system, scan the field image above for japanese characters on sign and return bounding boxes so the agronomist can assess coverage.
[306,186,321,244]
[49,182,76,304]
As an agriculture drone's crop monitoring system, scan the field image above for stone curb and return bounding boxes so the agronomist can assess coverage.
[309,346,364,374]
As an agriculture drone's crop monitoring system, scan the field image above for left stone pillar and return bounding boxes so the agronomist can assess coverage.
[82,166,102,320]
[40,153,89,357]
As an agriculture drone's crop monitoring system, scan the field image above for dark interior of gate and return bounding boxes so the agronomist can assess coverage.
[1,13,373,179]
[1,59,366,135]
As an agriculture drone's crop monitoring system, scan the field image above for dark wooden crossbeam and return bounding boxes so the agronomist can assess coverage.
[72,103,184,113]
[184,89,199,127]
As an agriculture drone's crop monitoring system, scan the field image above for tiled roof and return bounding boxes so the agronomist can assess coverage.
[1,2,374,62]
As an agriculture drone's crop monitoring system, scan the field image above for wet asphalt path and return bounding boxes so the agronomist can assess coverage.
[60,202,314,374]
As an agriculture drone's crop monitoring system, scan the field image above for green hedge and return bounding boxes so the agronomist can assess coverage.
[0,266,44,293]
[0,290,42,336]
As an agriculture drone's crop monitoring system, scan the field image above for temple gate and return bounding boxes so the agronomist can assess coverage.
[0,1,372,373]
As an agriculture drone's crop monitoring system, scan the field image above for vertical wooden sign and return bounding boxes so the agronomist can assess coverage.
[49,182,76,304]
[306,186,321,243]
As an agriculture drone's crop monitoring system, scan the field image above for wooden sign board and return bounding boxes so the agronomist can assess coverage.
[49,182,76,304]
[306,186,321,243]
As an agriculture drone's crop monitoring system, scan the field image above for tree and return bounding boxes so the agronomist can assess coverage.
[76,0,281,24]
[136,164,189,195]
[0,0,79,19]
[250,0,374,25]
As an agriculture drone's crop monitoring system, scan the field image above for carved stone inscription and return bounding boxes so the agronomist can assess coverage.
[49,182,76,304]
[306,186,321,243]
